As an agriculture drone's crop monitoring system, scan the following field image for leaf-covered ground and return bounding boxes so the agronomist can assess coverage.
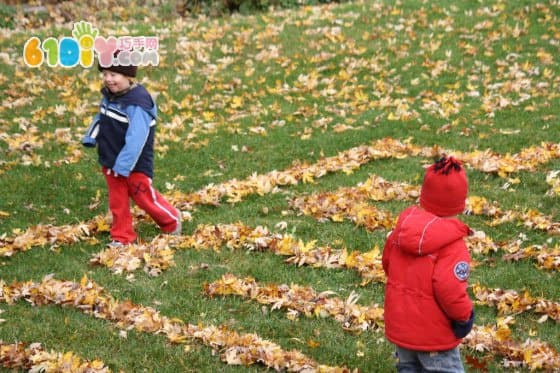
[1,0,559,371]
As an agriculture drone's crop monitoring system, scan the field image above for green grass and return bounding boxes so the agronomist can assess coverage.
[1,0,559,372]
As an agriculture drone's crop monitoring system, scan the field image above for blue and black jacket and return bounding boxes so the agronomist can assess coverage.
[82,84,157,178]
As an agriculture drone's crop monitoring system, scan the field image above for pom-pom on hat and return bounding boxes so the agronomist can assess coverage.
[420,156,468,217]
[97,50,137,78]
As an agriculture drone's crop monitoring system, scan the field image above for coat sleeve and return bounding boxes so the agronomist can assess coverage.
[432,240,473,322]
[112,105,154,177]
[382,231,395,274]
[82,113,100,147]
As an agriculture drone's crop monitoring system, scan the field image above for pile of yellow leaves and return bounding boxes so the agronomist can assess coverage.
[289,174,418,230]
[168,137,431,209]
[170,138,560,216]
[0,341,110,372]
[502,244,560,271]
[464,230,501,256]
[489,209,560,235]
[88,219,557,280]
[0,223,95,258]
[4,207,555,284]
[290,198,395,231]
[286,246,386,286]
[169,139,560,210]
[205,274,384,332]
[291,180,559,237]
[464,196,502,217]
[466,196,560,235]
[3,131,557,182]
[472,284,560,321]
[463,318,560,371]
[180,223,386,284]
[289,188,558,270]
[0,215,110,258]
[3,216,386,282]
[456,143,560,178]
[0,275,350,372]
[90,235,180,276]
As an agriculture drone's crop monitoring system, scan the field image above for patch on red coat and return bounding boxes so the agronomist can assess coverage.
[453,261,470,281]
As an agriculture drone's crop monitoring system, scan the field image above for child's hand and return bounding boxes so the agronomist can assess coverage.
[82,135,96,147]
[451,310,474,338]
[106,168,122,178]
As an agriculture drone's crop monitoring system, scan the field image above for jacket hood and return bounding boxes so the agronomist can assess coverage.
[393,206,470,256]
[101,84,157,119]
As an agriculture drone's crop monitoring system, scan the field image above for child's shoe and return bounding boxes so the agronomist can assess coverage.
[107,240,127,248]
[171,209,182,235]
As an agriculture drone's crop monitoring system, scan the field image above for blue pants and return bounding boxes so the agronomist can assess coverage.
[395,346,465,373]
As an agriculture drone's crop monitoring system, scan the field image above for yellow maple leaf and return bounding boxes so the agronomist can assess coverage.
[354,89,368,102]
[202,111,215,121]
[230,96,244,109]
[362,247,380,262]
[344,251,360,269]
[302,172,315,184]
[495,326,511,342]
[465,196,487,215]
[387,112,399,121]
[331,213,344,222]
[275,236,297,256]
[523,349,533,365]
[307,339,320,348]
[94,216,111,233]
[298,240,317,254]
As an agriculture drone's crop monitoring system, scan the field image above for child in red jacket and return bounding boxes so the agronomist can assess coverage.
[382,156,474,372]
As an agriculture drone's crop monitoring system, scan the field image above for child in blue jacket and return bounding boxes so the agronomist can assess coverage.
[82,57,181,246]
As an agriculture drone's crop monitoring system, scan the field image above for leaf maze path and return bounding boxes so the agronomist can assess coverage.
[0,341,111,373]
[203,274,560,371]
[1,138,560,370]
[3,137,560,257]
[0,276,349,372]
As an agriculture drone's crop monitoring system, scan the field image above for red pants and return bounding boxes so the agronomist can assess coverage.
[104,168,179,244]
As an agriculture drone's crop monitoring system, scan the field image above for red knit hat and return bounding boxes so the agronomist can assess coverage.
[420,156,468,216]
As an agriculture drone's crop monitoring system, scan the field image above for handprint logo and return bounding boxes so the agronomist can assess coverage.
[72,21,99,67]
[23,20,158,69]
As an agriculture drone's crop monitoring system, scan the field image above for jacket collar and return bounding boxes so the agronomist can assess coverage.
[395,206,470,256]
[101,83,138,101]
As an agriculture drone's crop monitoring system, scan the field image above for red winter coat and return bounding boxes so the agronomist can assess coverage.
[382,206,473,351]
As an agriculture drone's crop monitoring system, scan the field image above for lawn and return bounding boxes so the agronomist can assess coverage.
[0,0,559,371]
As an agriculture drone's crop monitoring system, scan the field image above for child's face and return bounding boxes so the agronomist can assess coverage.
[102,70,132,93]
